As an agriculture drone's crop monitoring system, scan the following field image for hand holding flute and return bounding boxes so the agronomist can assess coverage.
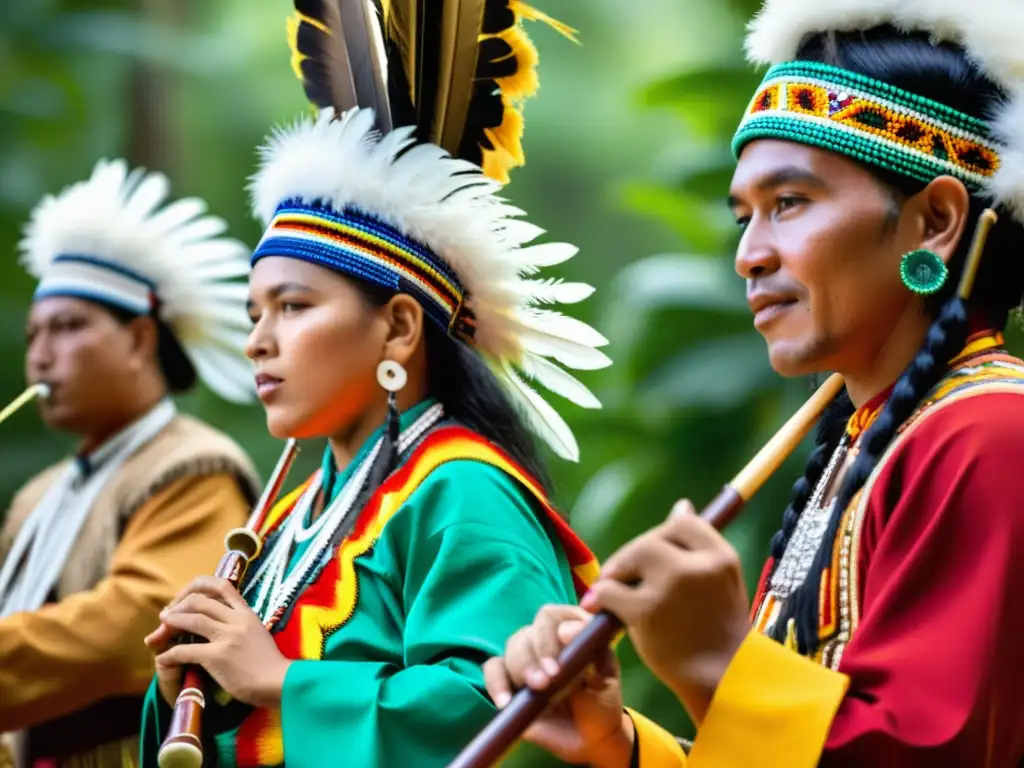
[148,438,299,768]
[452,373,846,768]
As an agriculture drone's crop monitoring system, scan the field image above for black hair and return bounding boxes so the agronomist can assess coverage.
[765,26,1024,652]
[104,303,198,395]
[357,281,555,498]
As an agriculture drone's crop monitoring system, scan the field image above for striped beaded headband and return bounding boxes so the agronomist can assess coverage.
[732,61,1001,189]
[252,201,475,342]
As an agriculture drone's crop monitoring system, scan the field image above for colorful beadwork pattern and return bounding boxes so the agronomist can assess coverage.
[733,61,1001,189]
[252,201,473,340]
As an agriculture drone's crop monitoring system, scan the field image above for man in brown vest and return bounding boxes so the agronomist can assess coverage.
[0,159,261,767]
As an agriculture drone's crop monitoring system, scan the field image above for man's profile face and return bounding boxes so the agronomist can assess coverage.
[728,139,918,378]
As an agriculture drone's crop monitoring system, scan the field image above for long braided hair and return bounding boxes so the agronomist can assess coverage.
[763,26,1024,653]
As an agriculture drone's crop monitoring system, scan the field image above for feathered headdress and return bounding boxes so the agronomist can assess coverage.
[20,158,255,403]
[248,0,609,461]
[734,0,1024,224]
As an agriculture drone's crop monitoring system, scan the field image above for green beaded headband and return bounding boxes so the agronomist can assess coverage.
[732,61,1001,189]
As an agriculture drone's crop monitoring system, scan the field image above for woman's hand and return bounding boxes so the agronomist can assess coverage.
[582,500,751,723]
[143,576,292,709]
[482,604,634,768]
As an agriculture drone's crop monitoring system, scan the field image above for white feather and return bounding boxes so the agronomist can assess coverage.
[517,331,613,371]
[744,0,1024,224]
[248,106,609,458]
[515,278,595,305]
[501,362,580,462]
[518,353,601,409]
[19,158,254,402]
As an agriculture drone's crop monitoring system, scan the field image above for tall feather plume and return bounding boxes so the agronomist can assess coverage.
[380,0,576,184]
[266,3,607,460]
[289,0,392,132]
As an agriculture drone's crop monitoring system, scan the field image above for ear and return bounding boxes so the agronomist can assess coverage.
[380,294,425,367]
[913,175,971,265]
[124,315,160,371]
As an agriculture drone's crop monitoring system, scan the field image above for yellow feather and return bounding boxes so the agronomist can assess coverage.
[287,11,336,89]
[492,26,540,101]
[509,1,579,44]
[481,101,525,183]
[286,15,306,82]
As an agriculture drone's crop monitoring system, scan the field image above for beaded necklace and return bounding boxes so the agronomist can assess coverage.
[243,402,445,627]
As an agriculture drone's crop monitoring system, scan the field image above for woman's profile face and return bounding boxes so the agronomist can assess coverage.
[246,256,387,439]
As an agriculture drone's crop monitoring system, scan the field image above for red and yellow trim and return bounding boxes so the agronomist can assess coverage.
[236,425,598,766]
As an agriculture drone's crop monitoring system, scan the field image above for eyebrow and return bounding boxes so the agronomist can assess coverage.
[727,166,828,209]
[246,281,314,311]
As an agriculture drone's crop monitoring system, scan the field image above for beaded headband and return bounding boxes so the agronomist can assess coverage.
[252,201,475,343]
[733,61,1002,189]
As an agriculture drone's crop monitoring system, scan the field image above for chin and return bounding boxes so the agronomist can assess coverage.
[264,407,299,440]
[764,338,825,379]
[38,405,78,434]
[264,408,333,441]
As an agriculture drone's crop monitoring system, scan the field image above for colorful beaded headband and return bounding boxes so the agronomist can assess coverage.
[732,61,1001,189]
[252,201,475,342]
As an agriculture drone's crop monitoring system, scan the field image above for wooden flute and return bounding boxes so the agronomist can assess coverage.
[446,372,846,768]
[157,438,300,768]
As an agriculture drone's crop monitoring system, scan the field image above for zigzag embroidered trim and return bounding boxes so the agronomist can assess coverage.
[733,61,1001,188]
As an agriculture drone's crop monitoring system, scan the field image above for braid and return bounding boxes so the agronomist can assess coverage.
[783,295,970,653]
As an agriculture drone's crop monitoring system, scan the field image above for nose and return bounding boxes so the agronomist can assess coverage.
[734,221,781,280]
[26,333,54,379]
[245,316,276,361]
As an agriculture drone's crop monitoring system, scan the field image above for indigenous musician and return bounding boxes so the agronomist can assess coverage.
[482,1,1024,766]
[0,159,260,767]
[139,2,605,766]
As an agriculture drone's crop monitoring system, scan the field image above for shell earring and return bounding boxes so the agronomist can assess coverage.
[375,360,406,476]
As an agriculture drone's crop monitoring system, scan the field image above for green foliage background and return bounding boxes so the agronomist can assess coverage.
[11,0,1015,762]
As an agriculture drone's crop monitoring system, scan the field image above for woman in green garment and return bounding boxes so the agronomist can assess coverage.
[137,1,607,766]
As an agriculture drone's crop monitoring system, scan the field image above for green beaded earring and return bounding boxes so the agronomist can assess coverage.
[900,249,948,295]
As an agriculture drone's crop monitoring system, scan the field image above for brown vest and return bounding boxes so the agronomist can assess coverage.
[0,415,261,767]
[0,414,261,600]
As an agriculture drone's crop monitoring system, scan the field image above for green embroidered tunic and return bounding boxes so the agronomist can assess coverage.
[139,399,588,767]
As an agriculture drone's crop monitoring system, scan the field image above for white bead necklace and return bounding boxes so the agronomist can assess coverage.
[243,403,445,626]
[769,433,850,600]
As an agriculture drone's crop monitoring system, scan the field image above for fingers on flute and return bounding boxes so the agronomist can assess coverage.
[483,657,514,709]
[159,610,219,642]
[662,502,733,553]
[144,622,174,651]
[161,592,235,624]
[583,537,681,620]
[168,576,244,611]
[503,604,591,692]
[596,528,665,583]
[156,643,200,671]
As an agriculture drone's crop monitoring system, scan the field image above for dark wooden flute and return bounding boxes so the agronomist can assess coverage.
[157,438,300,768]
[446,373,846,768]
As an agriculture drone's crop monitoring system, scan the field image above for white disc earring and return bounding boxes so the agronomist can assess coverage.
[376,360,407,392]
